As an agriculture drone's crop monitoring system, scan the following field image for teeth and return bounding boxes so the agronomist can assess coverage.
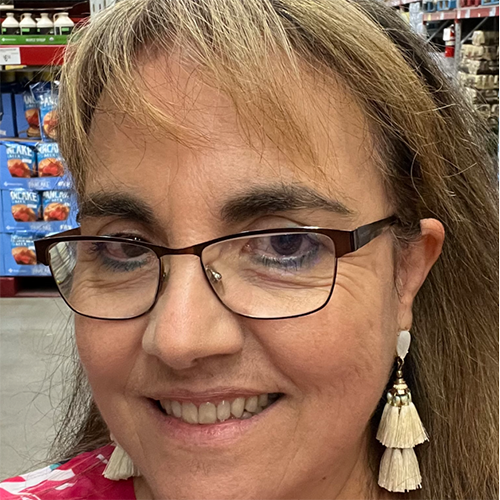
[161,400,172,415]
[199,403,217,424]
[245,396,258,413]
[258,394,268,407]
[171,400,182,418]
[182,402,198,424]
[217,401,231,422]
[158,393,281,425]
[231,397,245,418]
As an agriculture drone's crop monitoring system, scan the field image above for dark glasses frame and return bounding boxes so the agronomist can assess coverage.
[35,216,398,321]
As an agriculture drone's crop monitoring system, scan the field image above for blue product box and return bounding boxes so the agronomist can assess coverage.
[5,188,41,222]
[0,233,4,276]
[14,91,41,139]
[2,189,77,232]
[31,82,58,142]
[42,190,74,222]
[0,141,72,190]
[36,142,65,177]
[1,232,51,276]
[2,141,36,178]
[0,93,16,138]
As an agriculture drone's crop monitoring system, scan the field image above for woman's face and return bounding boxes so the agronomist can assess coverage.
[75,60,436,499]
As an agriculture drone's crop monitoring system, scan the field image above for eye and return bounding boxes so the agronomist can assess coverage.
[86,239,155,273]
[103,241,150,260]
[238,232,326,273]
[247,233,320,260]
[269,234,306,256]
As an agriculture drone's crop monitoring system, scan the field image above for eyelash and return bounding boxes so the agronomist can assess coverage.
[253,246,320,271]
[104,232,150,243]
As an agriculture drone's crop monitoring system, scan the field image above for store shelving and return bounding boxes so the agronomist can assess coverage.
[0,6,85,296]
[0,44,65,67]
[385,0,499,20]
[423,6,499,21]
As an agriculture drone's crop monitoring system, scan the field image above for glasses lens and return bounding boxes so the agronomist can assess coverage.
[202,232,336,318]
[48,239,160,319]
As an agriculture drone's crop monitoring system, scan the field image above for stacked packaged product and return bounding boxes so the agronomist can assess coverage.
[458,31,499,132]
[408,2,426,38]
[0,79,78,277]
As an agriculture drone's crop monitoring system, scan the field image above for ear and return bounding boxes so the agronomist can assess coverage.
[397,219,445,329]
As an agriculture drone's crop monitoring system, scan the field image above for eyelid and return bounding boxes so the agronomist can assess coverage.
[86,217,162,242]
[100,231,152,243]
[244,216,309,232]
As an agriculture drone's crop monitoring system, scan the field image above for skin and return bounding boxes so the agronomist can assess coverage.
[75,57,444,499]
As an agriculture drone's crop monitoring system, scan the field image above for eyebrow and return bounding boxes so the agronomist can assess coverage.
[78,184,354,226]
[220,184,355,223]
[78,192,160,226]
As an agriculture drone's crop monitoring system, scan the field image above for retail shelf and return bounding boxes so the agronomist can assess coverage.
[0,44,65,67]
[385,0,499,17]
[0,277,19,297]
[385,0,428,5]
[423,6,499,20]
[0,276,58,298]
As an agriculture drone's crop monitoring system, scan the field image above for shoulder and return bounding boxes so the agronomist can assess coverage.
[0,445,136,500]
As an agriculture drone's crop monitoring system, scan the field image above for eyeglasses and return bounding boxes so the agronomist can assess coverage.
[35,216,397,321]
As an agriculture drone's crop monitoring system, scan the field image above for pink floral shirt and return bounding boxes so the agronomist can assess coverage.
[0,445,136,500]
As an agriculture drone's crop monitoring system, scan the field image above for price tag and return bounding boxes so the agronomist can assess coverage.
[465,9,471,19]
[490,8,496,17]
[440,12,444,20]
[0,47,21,65]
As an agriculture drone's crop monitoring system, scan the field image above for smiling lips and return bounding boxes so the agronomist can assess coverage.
[156,393,282,425]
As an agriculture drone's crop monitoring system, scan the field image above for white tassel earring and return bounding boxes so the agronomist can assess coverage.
[377,330,428,493]
[103,436,141,480]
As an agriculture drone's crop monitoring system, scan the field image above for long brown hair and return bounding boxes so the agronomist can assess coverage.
[50,1,498,499]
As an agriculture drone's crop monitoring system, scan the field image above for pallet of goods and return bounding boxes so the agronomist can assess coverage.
[0,77,78,278]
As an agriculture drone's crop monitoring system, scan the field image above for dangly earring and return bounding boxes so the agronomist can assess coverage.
[377,330,428,493]
[103,435,141,480]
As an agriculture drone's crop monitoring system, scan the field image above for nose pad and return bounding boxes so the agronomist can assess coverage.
[205,265,225,298]
[205,265,222,285]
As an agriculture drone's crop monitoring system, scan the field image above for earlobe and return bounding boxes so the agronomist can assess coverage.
[397,219,445,329]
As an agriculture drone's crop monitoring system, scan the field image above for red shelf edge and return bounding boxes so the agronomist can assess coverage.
[19,45,65,66]
[0,45,65,66]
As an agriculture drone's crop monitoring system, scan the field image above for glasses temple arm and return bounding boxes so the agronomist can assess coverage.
[351,216,398,251]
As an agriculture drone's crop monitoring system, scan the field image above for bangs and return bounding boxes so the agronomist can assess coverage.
[58,0,438,200]
[58,0,319,194]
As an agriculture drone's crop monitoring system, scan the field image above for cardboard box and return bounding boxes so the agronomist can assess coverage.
[1,189,77,232]
[0,233,4,276]
[0,141,72,189]
[1,140,37,178]
[0,93,16,138]
[1,231,51,276]
[14,91,41,139]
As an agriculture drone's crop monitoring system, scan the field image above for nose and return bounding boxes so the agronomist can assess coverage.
[141,255,245,370]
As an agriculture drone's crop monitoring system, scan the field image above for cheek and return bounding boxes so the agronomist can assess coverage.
[75,315,146,403]
[253,273,397,434]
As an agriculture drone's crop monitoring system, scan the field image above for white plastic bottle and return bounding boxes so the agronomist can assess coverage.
[1,13,20,35]
[53,13,74,35]
[20,13,37,35]
[37,13,54,35]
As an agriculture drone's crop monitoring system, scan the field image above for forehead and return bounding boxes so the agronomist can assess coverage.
[87,56,390,227]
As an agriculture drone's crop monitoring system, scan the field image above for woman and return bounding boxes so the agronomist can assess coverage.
[0,0,497,499]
